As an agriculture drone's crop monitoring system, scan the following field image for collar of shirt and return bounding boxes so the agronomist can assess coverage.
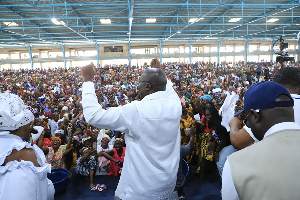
[142,90,166,101]
[264,122,300,139]
[291,94,300,99]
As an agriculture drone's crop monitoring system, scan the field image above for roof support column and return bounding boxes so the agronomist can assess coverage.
[189,40,192,65]
[218,40,221,67]
[95,42,99,68]
[245,39,249,64]
[297,40,300,63]
[61,43,66,70]
[159,40,162,65]
[128,41,131,67]
[271,39,275,63]
[28,45,33,69]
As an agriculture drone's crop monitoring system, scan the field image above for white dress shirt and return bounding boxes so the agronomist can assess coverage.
[222,122,300,200]
[243,126,259,143]
[291,94,300,126]
[82,80,182,200]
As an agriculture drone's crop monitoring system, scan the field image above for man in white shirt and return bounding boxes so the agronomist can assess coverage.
[273,67,300,126]
[222,81,300,200]
[81,63,182,200]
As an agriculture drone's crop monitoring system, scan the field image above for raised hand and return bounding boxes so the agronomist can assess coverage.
[82,63,96,82]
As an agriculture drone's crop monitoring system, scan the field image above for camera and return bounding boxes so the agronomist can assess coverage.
[273,36,295,63]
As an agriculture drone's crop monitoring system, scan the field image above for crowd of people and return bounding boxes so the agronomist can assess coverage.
[0,59,300,200]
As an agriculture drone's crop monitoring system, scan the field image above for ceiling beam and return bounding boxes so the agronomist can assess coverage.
[1,3,299,7]
[5,6,58,42]
[161,0,189,39]
[63,0,92,34]
[0,29,27,44]
[224,0,298,38]
[192,0,244,40]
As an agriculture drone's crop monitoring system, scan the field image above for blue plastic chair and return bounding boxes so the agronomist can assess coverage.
[182,159,189,178]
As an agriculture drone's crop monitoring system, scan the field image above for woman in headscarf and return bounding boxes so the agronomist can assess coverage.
[38,132,73,169]
[0,93,54,200]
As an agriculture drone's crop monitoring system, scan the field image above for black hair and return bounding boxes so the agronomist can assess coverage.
[273,67,300,89]
[205,106,221,124]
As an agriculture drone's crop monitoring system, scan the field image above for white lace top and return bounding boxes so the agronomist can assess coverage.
[0,131,53,200]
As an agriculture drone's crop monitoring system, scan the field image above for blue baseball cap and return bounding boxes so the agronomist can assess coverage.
[243,81,294,112]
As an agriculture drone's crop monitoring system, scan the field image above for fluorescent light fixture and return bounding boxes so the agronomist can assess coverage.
[146,18,156,23]
[127,32,130,34]
[267,18,279,22]
[100,19,111,24]
[3,22,19,26]
[228,18,241,22]
[51,18,65,25]
[189,18,198,23]
[177,31,181,33]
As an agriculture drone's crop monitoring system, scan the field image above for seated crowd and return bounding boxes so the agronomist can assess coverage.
[0,60,299,198]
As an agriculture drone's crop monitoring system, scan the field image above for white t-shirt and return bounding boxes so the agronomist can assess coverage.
[82,80,182,200]
[243,125,259,143]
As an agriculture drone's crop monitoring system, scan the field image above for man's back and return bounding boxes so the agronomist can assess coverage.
[228,127,300,200]
[116,81,182,200]
[82,65,182,200]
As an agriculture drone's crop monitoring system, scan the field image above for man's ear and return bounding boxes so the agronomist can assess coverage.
[250,109,260,123]
[145,83,151,91]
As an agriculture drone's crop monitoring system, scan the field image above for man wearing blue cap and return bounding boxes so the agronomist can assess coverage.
[229,67,300,150]
[222,81,300,200]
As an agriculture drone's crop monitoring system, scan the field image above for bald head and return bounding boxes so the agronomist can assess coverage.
[144,68,167,90]
[138,68,167,99]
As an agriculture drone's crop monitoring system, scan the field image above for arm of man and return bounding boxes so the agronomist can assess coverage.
[82,81,132,134]
[229,117,254,150]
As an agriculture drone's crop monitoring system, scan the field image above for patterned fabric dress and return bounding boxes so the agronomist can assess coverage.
[75,156,97,176]
[199,116,216,161]
[46,145,67,169]
[180,111,197,163]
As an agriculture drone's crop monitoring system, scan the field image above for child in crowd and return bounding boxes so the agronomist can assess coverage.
[97,135,112,175]
[98,138,125,176]
[75,147,100,191]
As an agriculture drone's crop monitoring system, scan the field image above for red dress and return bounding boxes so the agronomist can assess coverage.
[108,147,126,176]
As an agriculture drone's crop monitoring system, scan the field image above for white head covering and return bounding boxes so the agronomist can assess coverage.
[97,129,111,143]
[0,93,34,131]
